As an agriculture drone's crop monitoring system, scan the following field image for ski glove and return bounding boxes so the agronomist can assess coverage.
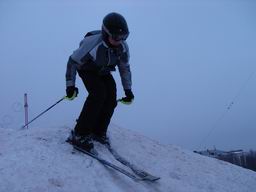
[119,89,134,105]
[65,86,78,100]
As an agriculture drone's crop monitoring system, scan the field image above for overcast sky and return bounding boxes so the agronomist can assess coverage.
[1,0,256,151]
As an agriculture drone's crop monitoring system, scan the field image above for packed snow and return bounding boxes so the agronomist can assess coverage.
[0,124,255,192]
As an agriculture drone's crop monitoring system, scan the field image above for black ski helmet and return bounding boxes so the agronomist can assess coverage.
[102,12,129,42]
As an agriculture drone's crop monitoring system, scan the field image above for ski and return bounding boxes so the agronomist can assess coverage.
[73,145,144,181]
[67,130,159,182]
[105,144,160,181]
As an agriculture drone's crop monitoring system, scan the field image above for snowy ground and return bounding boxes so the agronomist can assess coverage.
[0,124,256,192]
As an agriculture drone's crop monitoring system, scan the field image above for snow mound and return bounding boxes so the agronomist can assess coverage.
[0,124,256,192]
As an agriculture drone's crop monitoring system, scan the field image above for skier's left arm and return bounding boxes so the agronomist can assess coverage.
[117,43,134,104]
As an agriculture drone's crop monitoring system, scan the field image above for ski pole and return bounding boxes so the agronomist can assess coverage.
[21,97,65,129]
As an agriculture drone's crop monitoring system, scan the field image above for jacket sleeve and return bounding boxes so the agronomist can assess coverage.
[118,61,132,90]
[65,56,77,87]
[117,42,132,90]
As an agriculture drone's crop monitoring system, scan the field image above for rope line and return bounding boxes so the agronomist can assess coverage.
[198,70,256,150]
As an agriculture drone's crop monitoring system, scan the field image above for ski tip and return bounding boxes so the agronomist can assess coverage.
[142,176,161,182]
[152,177,161,182]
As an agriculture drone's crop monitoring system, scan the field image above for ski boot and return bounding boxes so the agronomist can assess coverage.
[93,134,110,145]
[66,130,94,152]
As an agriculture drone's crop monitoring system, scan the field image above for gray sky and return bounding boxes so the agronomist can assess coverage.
[1,0,256,151]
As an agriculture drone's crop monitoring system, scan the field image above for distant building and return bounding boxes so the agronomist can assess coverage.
[194,148,244,158]
[194,148,247,168]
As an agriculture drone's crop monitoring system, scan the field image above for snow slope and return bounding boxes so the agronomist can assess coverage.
[0,124,255,192]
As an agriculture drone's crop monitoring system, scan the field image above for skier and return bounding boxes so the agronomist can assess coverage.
[65,12,134,151]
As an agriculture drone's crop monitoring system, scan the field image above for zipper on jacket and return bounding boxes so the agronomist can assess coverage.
[107,49,111,66]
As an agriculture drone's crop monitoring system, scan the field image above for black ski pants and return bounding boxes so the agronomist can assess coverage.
[74,70,117,136]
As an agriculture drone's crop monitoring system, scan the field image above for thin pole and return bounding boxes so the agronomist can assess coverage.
[21,97,65,129]
[24,93,29,129]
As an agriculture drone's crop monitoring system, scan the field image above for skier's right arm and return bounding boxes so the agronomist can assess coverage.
[66,56,77,87]
[65,57,78,100]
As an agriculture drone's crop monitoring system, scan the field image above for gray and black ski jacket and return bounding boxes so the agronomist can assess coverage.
[66,31,132,90]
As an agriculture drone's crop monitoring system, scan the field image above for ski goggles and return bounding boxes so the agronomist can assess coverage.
[111,33,129,41]
[102,24,129,41]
